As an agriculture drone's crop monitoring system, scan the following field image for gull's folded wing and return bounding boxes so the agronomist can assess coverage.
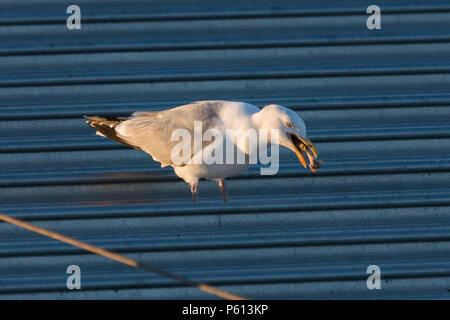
[114,101,225,167]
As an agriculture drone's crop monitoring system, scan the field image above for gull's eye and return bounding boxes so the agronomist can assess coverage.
[286,122,294,128]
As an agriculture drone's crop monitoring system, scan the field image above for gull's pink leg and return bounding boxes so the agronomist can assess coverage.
[218,179,228,203]
[191,183,198,204]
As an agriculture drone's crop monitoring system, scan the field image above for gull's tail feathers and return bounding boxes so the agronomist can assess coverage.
[84,115,142,151]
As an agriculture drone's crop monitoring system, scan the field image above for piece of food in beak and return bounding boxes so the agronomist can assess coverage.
[290,134,322,173]
[305,149,322,173]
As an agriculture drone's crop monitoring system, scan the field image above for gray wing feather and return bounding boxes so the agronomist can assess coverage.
[115,101,224,167]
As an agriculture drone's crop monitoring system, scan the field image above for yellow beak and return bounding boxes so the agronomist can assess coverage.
[299,137,318,159]
[290,135,319,170]
[294,148,307,168]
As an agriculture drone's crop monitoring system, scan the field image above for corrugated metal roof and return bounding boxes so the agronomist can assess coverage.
[0,0,449,299]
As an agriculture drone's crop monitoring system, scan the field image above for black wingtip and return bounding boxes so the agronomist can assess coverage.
[84,116,142,151]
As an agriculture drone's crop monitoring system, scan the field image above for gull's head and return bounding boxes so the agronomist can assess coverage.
[256,104,321,172]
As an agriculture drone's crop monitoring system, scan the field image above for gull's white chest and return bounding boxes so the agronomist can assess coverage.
[173,138,253,183]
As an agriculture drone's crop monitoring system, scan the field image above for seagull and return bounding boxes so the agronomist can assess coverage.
[85,100,320,203]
